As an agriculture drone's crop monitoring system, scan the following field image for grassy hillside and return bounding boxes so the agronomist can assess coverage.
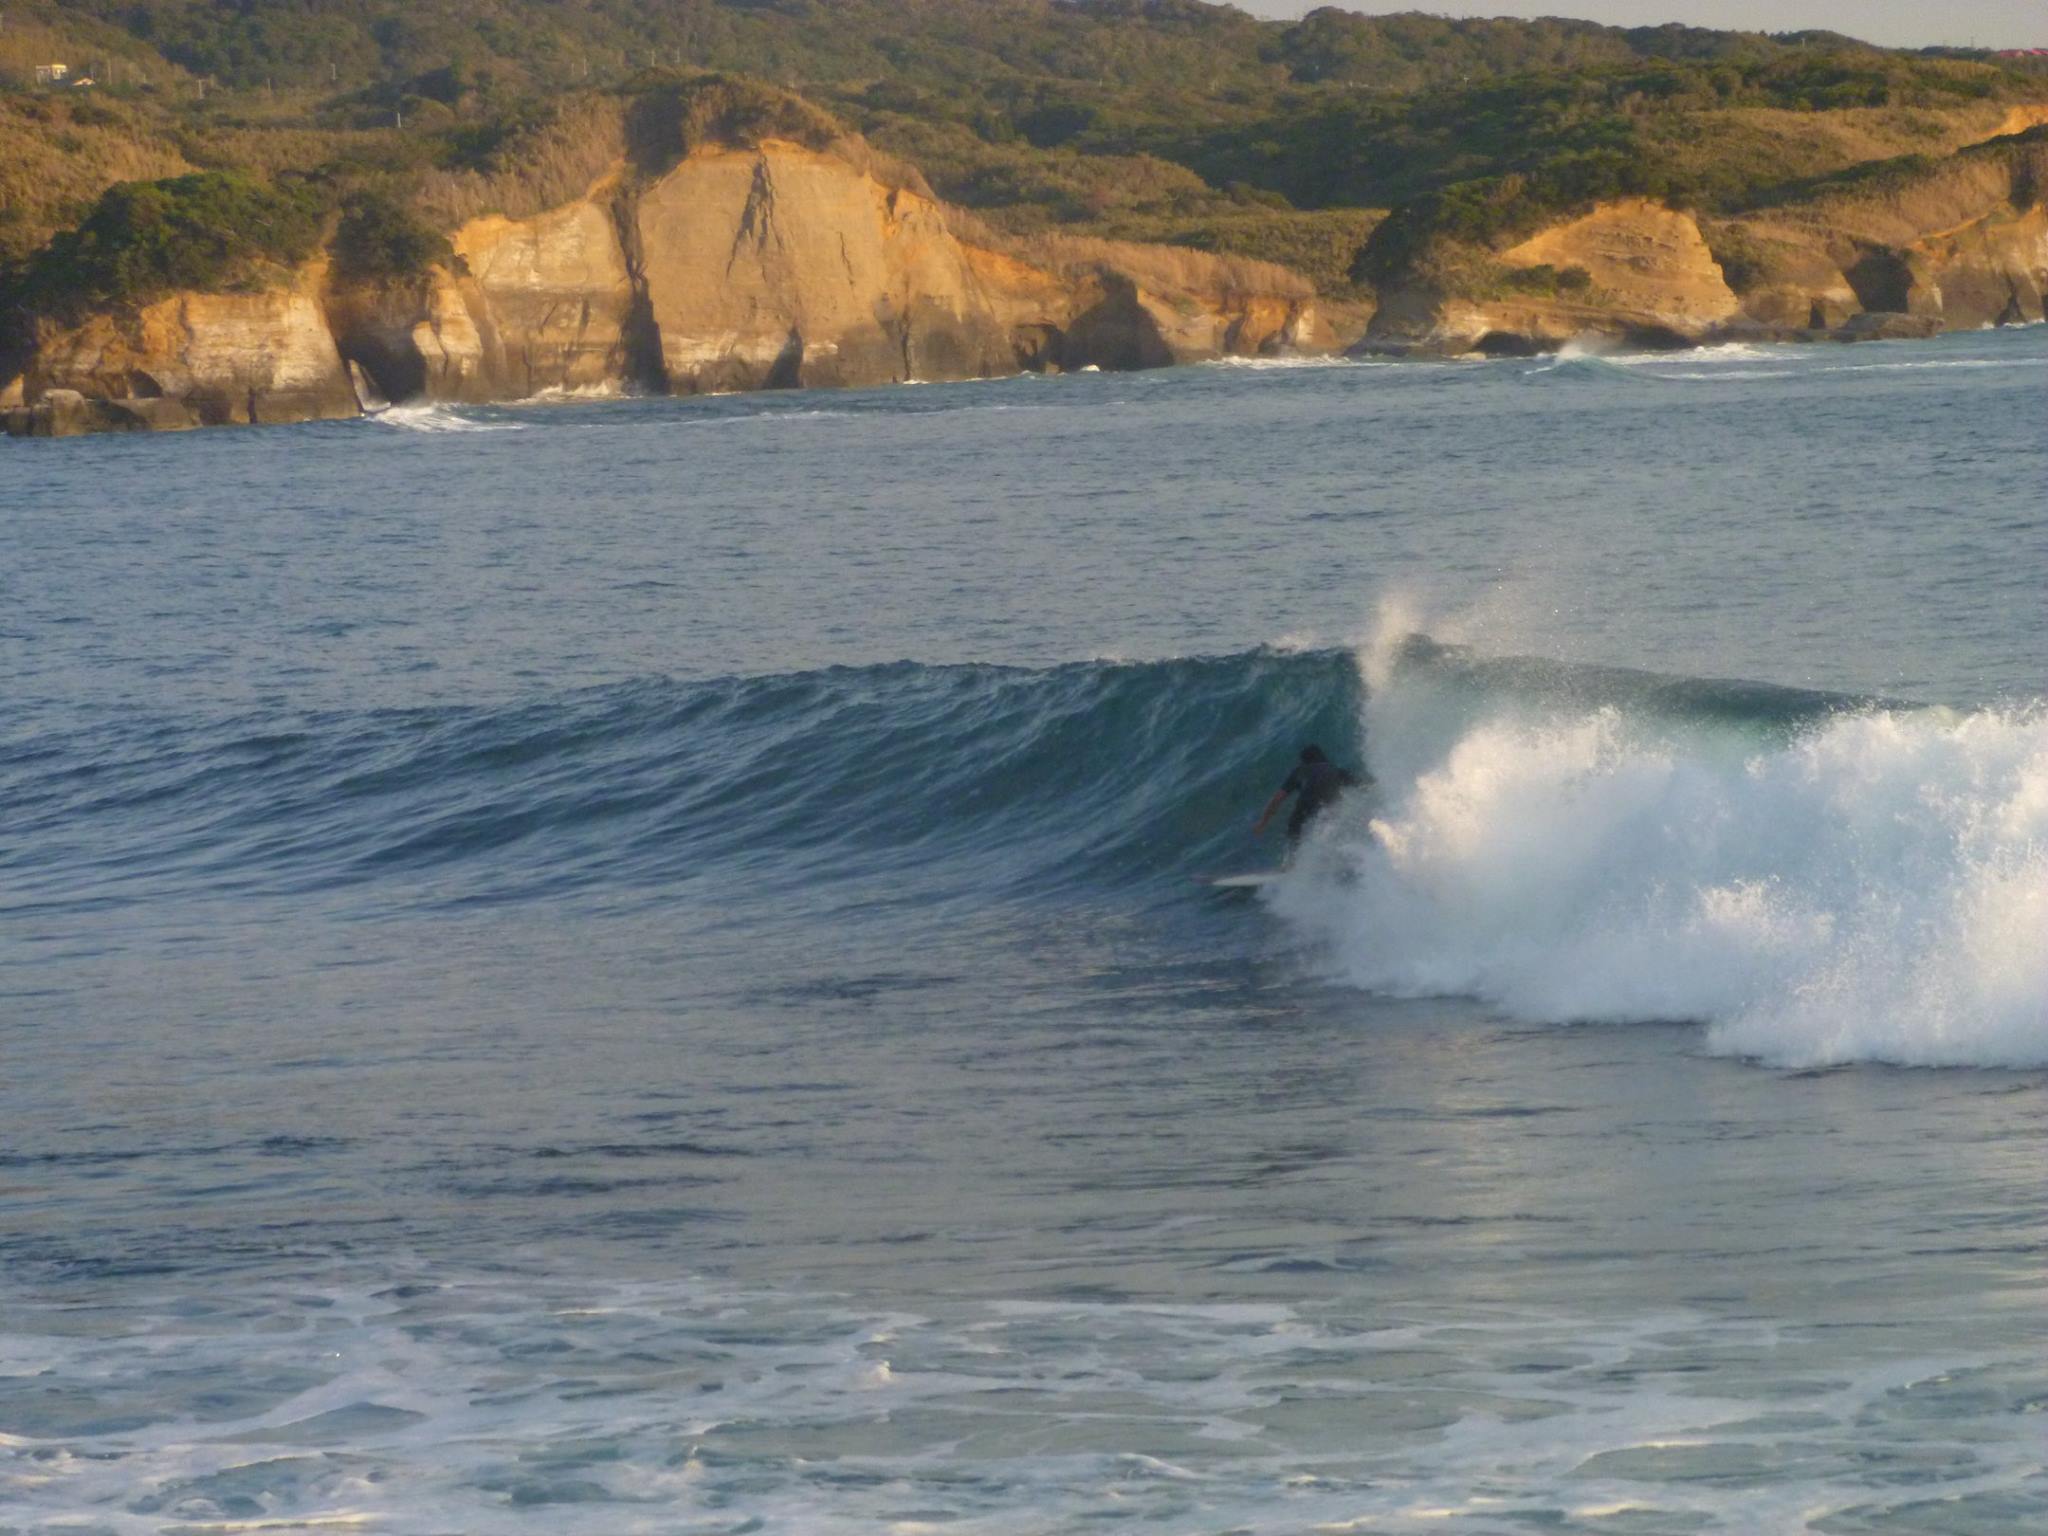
[1,0,2043,317]
[9,0,1888,101]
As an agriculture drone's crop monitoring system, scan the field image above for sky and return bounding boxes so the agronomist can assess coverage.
[1233,2,2045,51]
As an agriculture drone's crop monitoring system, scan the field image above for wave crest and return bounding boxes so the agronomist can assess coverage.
[1276,649,2048,1068]
[15,634,2042,1067]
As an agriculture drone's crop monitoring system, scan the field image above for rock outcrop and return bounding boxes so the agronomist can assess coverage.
[327,141,1350,403]
[1719,133,2048,338]
[9,113,2040,434]
[4,268,358,435]
[1365,200,1741,354]
[629,143,1018,391]
[6,133,1352,437]
[327,194,639,404]
[1360,131,2048,357]
[1498,201,1743,330]
[975,233,1361,372]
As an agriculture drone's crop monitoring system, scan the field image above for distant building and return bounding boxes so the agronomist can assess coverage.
[34,62,69,84]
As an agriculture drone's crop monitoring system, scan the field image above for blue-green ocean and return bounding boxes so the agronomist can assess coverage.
[3,329,2045,1533]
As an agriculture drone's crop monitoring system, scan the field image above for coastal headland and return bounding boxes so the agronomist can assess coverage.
[4,3,2046,436]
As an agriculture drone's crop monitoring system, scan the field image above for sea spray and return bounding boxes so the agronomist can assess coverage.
[1275,638,2048,1068]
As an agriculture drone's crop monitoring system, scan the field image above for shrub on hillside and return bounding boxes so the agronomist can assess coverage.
[332,188,452,281]
[623,74,845,174]
[1497,262,1594,296]
[3,172,326,323]
[1098,208,1385,294]
[1702,222,1772,292]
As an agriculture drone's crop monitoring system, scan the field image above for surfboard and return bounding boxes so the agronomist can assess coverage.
[1199,871,1285,890]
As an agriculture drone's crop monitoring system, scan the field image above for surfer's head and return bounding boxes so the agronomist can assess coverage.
[1299,744,1327,765]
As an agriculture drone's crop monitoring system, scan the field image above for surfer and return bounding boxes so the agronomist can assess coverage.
[1253,744,1370,848]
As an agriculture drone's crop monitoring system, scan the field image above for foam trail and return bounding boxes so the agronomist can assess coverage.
[1530,339,1795,379]
[1202,354,1375,371]
[1602,341,1782,366]
[368,402,523,433]
[1278,641,2048,1068]
[509,380,626,406]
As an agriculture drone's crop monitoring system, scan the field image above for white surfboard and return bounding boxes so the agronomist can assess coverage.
[1200,871,1285,890]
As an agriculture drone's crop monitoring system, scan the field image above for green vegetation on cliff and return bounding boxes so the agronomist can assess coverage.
[4,172,324,325]
[622,73,847,172]
[330,189,452,283]
[1,0,2044,313]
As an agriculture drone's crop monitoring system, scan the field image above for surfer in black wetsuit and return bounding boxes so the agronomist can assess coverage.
[1253,744,1370,848]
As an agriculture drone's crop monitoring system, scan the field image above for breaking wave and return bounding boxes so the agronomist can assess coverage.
[1273,636,2048,1069]
[8,634,2039,1067]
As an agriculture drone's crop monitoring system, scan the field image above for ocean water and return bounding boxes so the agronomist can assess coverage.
[2,328,2045,1533]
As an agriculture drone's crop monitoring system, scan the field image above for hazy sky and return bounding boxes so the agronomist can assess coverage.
[1234,2,2044,51]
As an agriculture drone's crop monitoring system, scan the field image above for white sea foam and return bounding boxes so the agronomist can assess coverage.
[1647,366,1799,381]
[505,381,626,406]
[1535,340,1799,379]
[738,406,857,422]
[1266,630,1326,654]
[366,402,524,433]
[1203,354,1371,371]
[1274,635,2048,1068]
[1581,341,1783,367]
[1814,354,2048,374]
[1576,342,2044,383]
[3,1270,2037,1534]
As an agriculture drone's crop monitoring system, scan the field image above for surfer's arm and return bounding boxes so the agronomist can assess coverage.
[1252,788,1289,836]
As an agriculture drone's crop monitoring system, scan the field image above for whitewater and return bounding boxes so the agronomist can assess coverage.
[2,325,2044,1532]
[1272,629,2048,1068]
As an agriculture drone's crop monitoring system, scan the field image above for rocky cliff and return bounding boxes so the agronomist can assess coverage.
[977,232,1357,370]
[1719,130,2048,336]
[3,266,358,434]
[324,194,639,406]
[3,130,1352,437]
[11,110,2041,433]
[629,143,1012,391]
[1362,129,2048,357]
[1366,200,1742,355]
[324,139,1351,408]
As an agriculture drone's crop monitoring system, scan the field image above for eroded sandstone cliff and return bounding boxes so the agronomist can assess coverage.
[4,266,357,434]
[4,131,1351,436]
[982,232,1361,371]
[327,195,638,405]
[1366,200,1742,355]
[326,139,1353,407]
[1720,132,2048,336]
[1361,130,2048,356]
[9,113,2043,434]
[630,143,1015,391]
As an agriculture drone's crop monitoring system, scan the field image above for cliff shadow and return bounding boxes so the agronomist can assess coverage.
[1844,246,1916,314]
[1060,281,1175,372]
[610,198,670,395]
[337,330,428,406]
[1011,323,1064,373]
